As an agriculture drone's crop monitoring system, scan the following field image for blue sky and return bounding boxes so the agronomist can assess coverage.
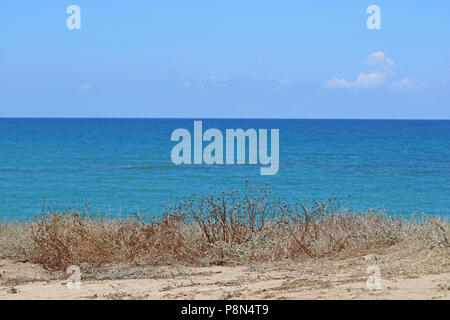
[1,1,449,118]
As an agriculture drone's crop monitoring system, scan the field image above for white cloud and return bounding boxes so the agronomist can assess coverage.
[391,77,426,90]
[272,79,292,91]
[325,72,385,89]
[278,79,291,87]
[183,81,203,89]
[324,77,353,89]
[209,74,227,82]
[208,74,228,86]
[324,51,427,92]
[80,83,94,90]
[366,51,395,68]
[325,51,394,90]
[183,74,227,89]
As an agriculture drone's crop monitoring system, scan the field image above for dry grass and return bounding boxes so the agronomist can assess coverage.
[0,223,34,260]
[0,184,448,272]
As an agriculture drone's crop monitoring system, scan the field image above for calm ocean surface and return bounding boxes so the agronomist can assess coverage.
[0,118,448,220]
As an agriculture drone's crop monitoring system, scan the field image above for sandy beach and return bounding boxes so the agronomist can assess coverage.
[1,242,449,300]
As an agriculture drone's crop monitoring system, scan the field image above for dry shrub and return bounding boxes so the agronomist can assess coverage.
[350,210,449,248]
[28,210,198,270]
[285,198,354,258]
[188,185,279,243]
[3,183,448,271]
[181,184,285,262]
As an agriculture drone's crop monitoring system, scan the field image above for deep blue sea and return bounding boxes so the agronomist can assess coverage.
[0,119,449,220]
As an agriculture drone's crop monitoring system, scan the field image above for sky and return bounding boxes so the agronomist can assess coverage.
[1,1,449,119]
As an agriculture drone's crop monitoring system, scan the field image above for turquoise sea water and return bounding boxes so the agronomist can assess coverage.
[0,119,448,220]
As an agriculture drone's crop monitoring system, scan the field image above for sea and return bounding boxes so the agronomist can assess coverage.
[0,118,448,220]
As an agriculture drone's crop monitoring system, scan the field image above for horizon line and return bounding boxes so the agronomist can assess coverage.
[0,117,449,121]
